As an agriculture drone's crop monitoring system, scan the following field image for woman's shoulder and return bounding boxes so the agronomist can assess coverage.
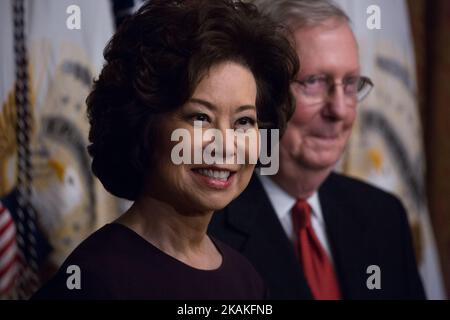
[53,223,134,267]
[32,223,142,299]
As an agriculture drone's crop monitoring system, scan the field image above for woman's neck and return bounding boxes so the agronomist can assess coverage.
[115,196,221,270]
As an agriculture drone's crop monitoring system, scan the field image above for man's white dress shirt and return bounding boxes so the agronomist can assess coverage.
[258,174,334,262]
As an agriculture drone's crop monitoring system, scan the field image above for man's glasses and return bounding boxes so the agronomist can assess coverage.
[292,74,374,105]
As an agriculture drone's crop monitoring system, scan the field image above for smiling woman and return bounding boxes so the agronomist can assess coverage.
[152,62,259,213]
[31,0,298,299]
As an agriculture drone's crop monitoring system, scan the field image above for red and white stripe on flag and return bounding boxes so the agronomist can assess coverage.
[0,202,21,298]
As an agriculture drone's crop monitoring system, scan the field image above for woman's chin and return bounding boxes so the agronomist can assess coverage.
[170,193,234,216]
[204,197,235,212]
[200,192,239,213]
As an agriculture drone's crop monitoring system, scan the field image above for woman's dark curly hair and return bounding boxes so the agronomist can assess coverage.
[87,0,299,201]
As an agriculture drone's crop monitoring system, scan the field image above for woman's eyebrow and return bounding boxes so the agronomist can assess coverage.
[189,98,217,110]
[235,105,257,113]
[189,98,256,113]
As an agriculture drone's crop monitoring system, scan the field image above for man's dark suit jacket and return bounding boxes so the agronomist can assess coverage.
[209,172,426,299]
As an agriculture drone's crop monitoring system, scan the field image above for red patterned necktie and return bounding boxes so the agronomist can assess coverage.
[291,199,342,300]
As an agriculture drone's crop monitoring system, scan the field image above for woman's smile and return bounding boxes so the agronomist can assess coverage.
[191,166,238,190]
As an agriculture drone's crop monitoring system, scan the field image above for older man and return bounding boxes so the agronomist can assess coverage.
[209,0,425,299]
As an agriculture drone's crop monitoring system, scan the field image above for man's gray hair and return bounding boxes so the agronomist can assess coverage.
[250,0,350,31]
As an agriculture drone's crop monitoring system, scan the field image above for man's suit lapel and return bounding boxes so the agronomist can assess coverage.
[319,173,370,299]
[225,174,313,299]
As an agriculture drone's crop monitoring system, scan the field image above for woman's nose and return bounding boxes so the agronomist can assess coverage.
[202,124,235,163]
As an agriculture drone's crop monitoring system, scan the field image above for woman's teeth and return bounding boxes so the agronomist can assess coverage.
[197,169,231,181]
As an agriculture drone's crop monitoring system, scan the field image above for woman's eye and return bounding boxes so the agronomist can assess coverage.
[192,113,210,123]
[235,117,256,129]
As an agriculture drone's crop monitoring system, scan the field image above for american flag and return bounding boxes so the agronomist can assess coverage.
[0,198,44,300]
[0,201,21,298]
